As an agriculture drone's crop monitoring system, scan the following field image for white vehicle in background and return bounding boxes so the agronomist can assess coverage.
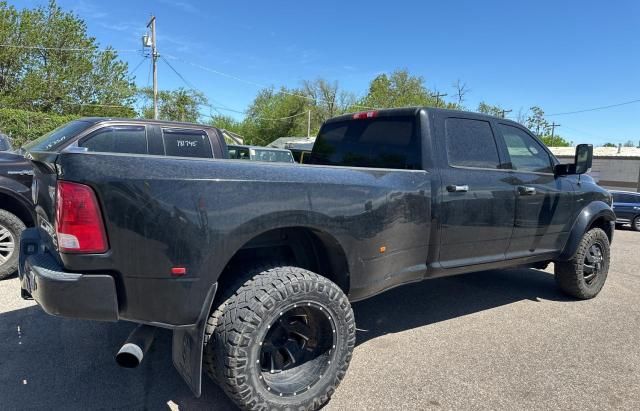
[227,144,295,163]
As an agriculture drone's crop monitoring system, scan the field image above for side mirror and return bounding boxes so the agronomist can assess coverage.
[574,143,593,174]
[554,144,593,175]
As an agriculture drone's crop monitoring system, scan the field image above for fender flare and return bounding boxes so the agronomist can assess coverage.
[558,201,615,261]
[0,185,36,226]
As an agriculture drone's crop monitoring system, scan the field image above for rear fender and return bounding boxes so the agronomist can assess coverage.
[558,201,615,261]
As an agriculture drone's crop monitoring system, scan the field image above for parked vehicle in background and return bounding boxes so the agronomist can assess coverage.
[20,108,614,410]
[611,190,640,231]
[0,133,13,151]
[0,118,227,281]
[19,118,226,159]
[228,144,295,163]
[0,151,34,279]
[292,149,312,163]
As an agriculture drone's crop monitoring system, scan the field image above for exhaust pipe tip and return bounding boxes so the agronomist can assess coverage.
[115,325,156,368]
[116,343,144,368]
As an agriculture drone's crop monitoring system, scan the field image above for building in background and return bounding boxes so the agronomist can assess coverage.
[550,147,640,192]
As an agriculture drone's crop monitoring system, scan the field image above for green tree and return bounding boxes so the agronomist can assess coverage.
[0,107,77,147]
[602,142,616,147]
[525,106,550,137]
[139,87,207,122]
[540,134,571,147]
[477,101,506,117]
[208,114,245,134]
[241,87,309,145]
[357,69,455,109]
[0,1,135,117]
[302,78,355,126]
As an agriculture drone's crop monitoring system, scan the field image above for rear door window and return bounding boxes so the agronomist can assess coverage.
[619,194,640,203]
[310,116,421,169]
[162,128,213,158]
[445,118,501,169]
[80,125,148,154]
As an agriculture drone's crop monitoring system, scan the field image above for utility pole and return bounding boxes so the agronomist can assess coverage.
[500,109,512,119]
[307,110,311,137]
[146,16,158,120]
[432,92,447,108]
[550,122,561,147]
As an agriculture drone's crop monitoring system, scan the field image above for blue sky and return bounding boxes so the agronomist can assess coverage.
[13,0,640,145]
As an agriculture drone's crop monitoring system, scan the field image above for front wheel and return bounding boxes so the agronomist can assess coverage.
[204,265,355,411]
[0,209,26,280]
[554,228,610,299]
[633,216,640,232]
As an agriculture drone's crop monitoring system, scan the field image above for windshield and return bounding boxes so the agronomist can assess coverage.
[250,148,294,163]
[21,120,92,153]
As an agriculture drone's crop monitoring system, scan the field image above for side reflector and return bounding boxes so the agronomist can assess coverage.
[171,267,187,276]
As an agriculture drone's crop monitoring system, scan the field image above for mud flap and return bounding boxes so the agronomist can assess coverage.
[171,283,217,397]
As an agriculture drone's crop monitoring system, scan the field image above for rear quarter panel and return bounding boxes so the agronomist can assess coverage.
[51,152,432,326]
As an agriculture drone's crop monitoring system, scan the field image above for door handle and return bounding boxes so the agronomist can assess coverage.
[518,186,536,196]
[447,184,469,193]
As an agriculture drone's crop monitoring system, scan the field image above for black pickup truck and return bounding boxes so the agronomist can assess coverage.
[0,118,225,280]
[20,108,614,410]
[0,151,34,279]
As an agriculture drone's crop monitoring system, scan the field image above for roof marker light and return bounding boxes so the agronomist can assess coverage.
[352,111,378,120]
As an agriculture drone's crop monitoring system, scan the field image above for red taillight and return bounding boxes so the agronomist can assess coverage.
[352,111,378,120]
[55,181,108,253]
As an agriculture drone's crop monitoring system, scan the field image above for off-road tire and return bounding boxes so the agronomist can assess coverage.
[632,216,640,232]
[203,265,355,411]
[0,209,25,280]
[554,228,610,299]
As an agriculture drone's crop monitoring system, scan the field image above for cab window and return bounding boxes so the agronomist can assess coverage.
[162,128,213,158]
[309,116,421,169]
[499,124,553,173]
[445,118,501,169]
[80,125,148,154]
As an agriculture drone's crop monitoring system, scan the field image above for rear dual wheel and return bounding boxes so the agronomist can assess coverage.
[204,265,355,411]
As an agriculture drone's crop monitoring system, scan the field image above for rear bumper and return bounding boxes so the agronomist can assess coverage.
[19,228,119,321]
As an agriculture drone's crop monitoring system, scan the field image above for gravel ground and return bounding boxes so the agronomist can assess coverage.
[0,229,638,410]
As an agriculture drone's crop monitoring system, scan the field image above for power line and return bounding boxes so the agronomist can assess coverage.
[547,98,640,116]
[431,92,447,108]
[203,104,309,121]
[0,43,138,53]
[160,55,310,122]
[164,54,377,110]
[129,56,148,76]
[161,55,197,90]
[160,55,243,115]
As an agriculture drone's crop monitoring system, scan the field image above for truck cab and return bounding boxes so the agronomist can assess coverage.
[309,108,613,276]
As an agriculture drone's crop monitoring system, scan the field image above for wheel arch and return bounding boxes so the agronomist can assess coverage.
[215,225,351,297]
[558,200,615,261]
[0,189,35,227]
